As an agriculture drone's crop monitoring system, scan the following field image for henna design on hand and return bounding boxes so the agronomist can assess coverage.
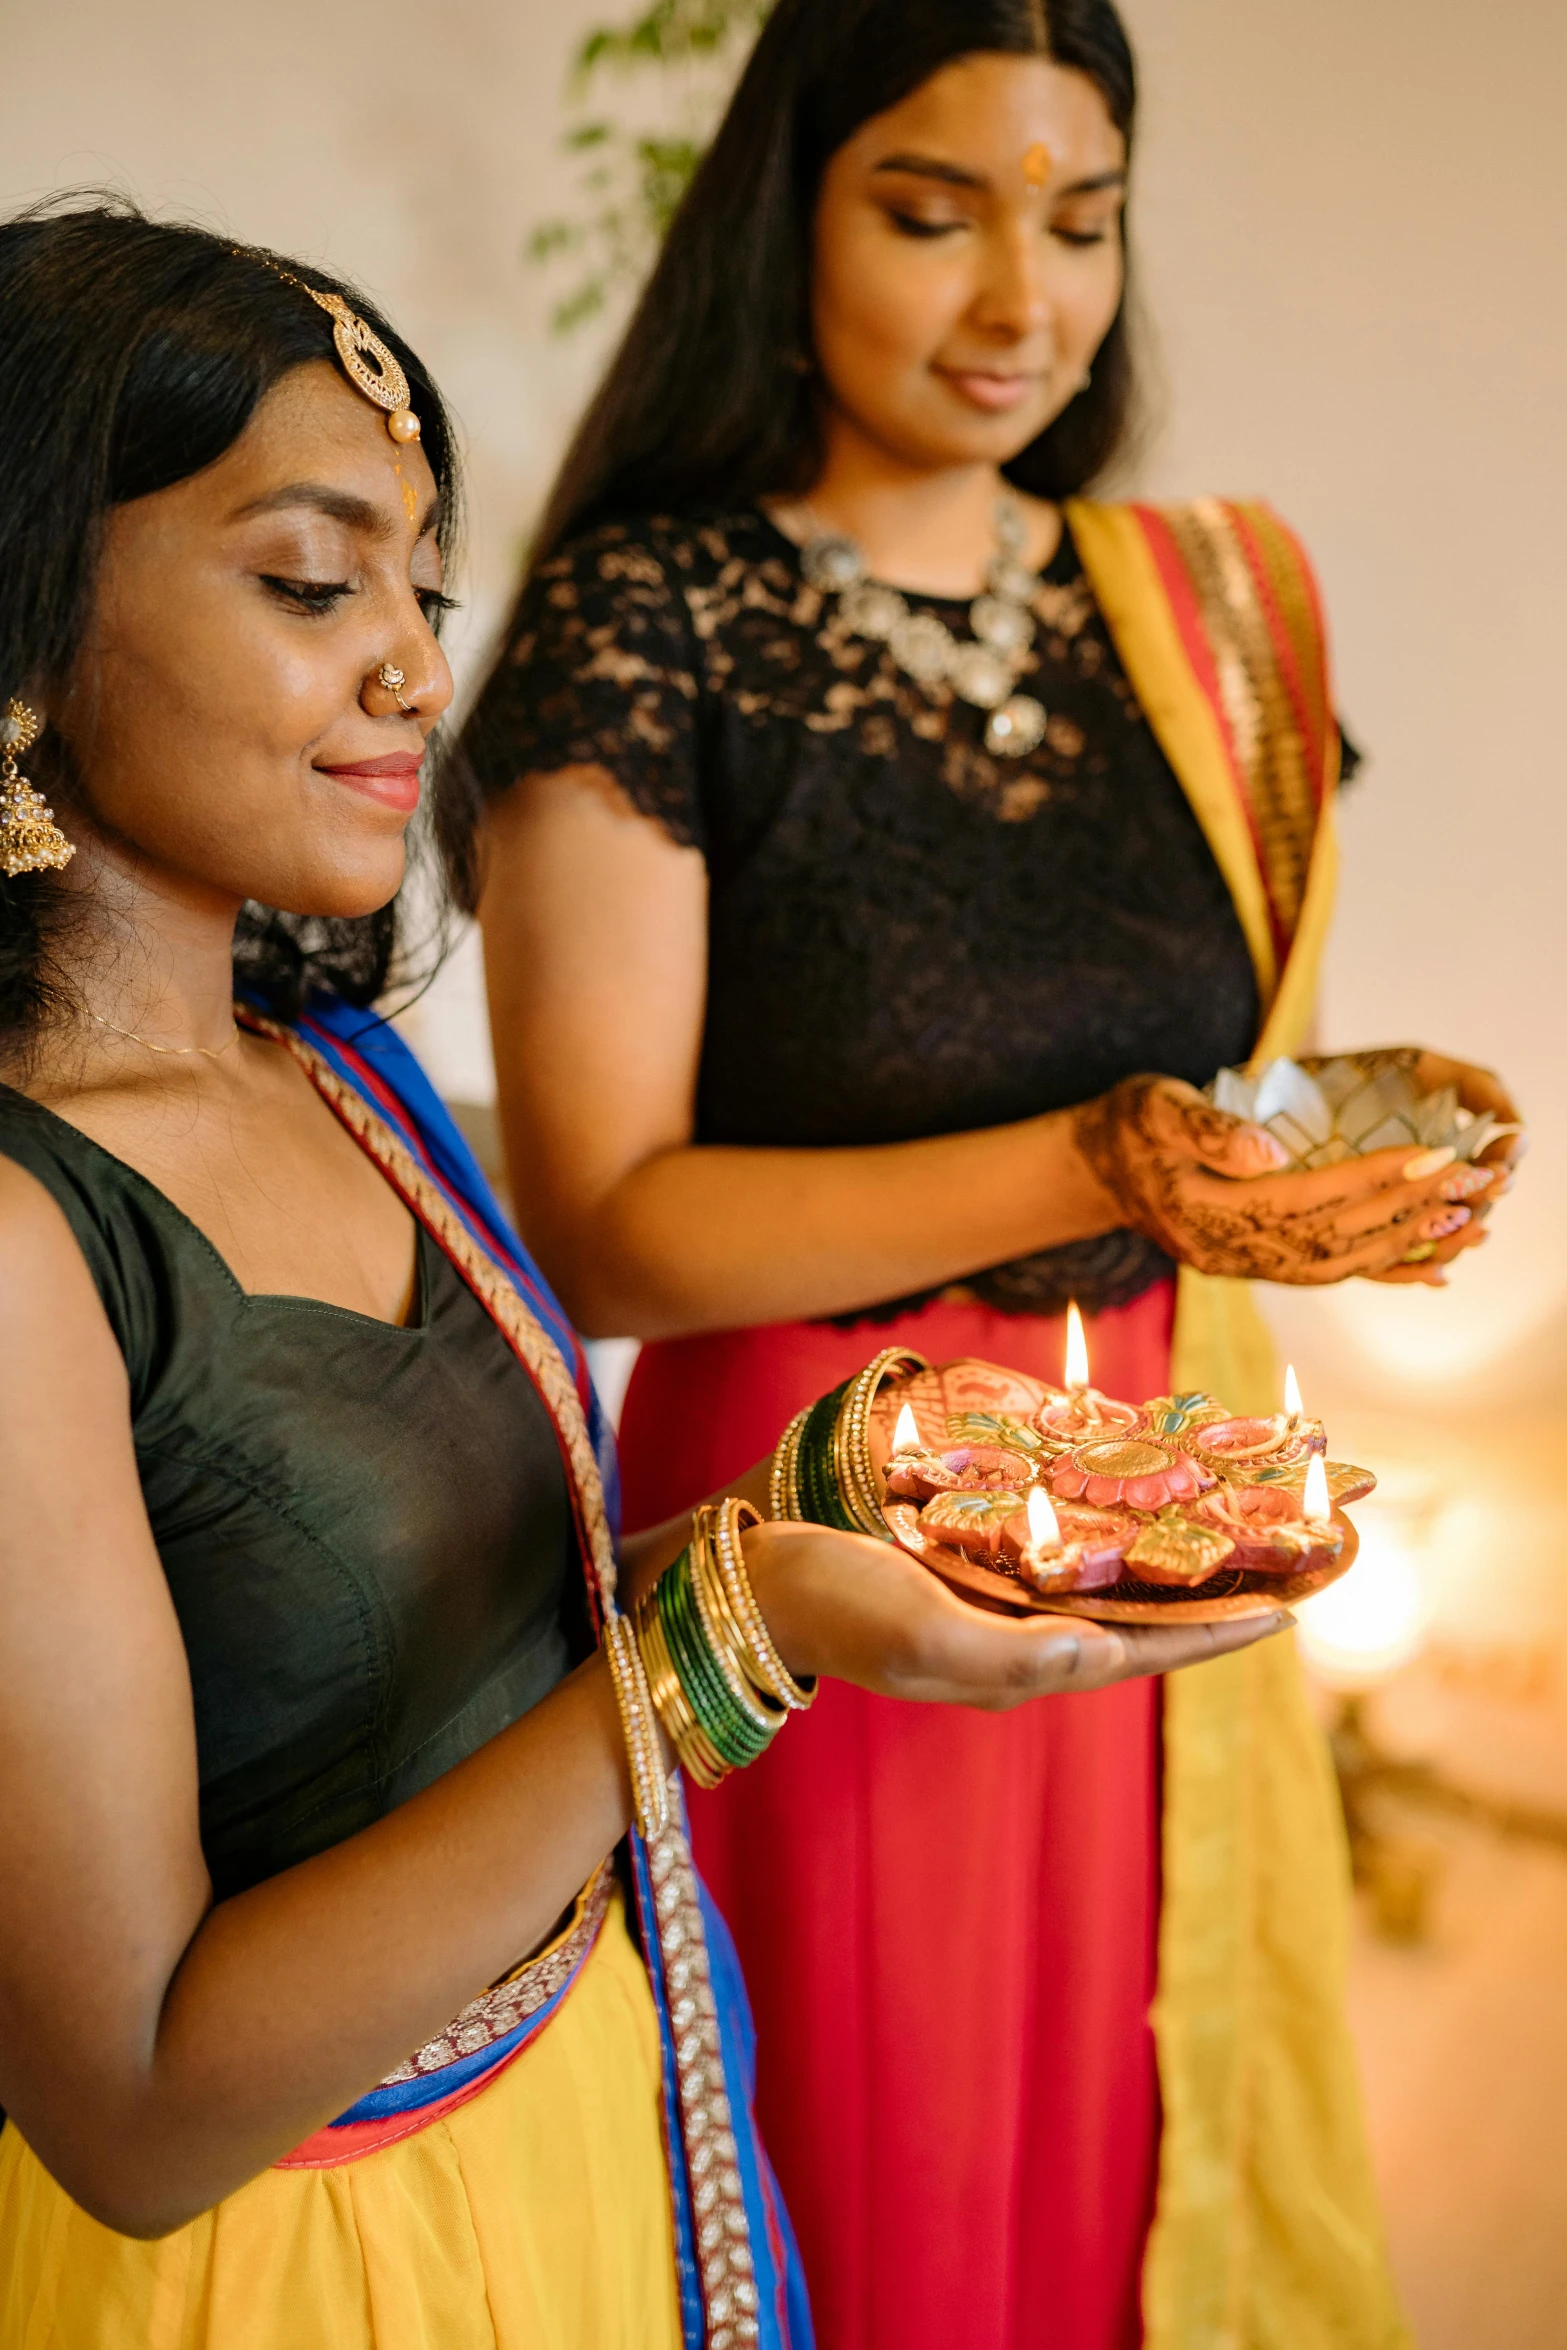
[1072,1074,1432,1286]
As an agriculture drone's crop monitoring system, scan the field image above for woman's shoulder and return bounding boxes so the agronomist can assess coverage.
[1066,493,1325,577]
[0,1085,170,1374]
[1065,493,1332,658]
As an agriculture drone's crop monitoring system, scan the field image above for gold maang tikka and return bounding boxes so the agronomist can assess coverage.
[0,701,74,880]
[243,253,421,445]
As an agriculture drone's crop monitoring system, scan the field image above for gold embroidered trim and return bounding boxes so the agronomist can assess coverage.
[1239,503,1330,772]
[650,1791,764,2350]
[382,1860,615,2082]
[1161,500,1318,941]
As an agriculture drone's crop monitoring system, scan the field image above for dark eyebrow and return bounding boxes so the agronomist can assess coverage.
[872,151,988,191]
[1056,170,1128,198]
[870,155,1127,201]
[231,481,443,538]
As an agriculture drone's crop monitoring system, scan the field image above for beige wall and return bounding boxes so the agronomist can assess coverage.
[1125,0,1567,1426]
[8,0,1564,1419]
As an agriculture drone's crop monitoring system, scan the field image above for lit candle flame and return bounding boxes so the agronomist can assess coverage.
[1302,1451,1331,1525]
[1064,1300,1089,1392]
[1283,1363,1304,1421]
[1026,1485,1061,1550]
[892,1403,921,1456]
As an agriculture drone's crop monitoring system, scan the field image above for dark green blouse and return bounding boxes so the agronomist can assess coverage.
[0,1086,582,1900]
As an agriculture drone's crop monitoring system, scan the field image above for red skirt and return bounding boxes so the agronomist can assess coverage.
[619,1287,1172,2350]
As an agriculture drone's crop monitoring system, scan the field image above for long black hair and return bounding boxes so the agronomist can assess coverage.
[532,0,1139,562]
[0,195,470,1065]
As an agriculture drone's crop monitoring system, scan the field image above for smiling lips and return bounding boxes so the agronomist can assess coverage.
[318,749,423,813]
[937,367,1045,413]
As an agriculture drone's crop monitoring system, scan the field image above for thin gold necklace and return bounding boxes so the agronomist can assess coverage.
[90,1011,241,1061]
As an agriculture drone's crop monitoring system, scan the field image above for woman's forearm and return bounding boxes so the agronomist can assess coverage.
[26,1656,638,2237]
[537,1109,1123,1339]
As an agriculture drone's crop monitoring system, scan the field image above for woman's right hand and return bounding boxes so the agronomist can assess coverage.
[741,1519,1286,1711]
[1071,1073,1499,1287]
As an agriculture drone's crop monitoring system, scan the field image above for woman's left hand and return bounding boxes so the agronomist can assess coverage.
[1305,1048,1525,1288]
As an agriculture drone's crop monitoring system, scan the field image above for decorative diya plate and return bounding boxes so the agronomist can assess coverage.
[899,1515,1357,1625]
[876,1362,1368,1624]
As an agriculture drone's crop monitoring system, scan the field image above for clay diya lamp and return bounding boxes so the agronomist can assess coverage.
[1187,1412,1326,1477]
[883,1449,964,1502]
[882,1401,964,1502]
[1034,1385,1143,1451]
[1047,1435,1215,1514]
[884,1440,1036,1504]
[1196,1482,1344,1575]
[1123,1508,1237,1589]
[915,1487,1027,1558]
[999,1487,1136,1595]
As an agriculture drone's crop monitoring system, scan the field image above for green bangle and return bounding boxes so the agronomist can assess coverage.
[659,1556,774,1768]
[797,1384,857,1532]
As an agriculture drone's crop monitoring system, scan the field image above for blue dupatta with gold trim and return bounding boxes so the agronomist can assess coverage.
[250,991,811,2350]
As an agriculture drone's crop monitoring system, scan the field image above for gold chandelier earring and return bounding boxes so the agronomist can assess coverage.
[0,701,74,880]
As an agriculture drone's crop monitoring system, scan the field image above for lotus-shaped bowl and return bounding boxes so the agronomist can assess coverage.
[1048,1436,1213,1512]
[1207,1052,1516,1172]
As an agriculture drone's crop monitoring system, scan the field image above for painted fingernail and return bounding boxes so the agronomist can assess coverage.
[1403,1146,1456,1181]
[1248,1126,1290,1170]
[1402,1241,1438,1263]
[1422,1207,1470,1240]
[1439,1165,1494,1202]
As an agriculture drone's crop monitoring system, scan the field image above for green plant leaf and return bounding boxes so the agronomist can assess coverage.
[533,0,776,336]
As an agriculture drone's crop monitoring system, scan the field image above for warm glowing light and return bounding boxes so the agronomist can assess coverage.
[1296,1522,1426,1689]
[1283,1363,1304,1421]
[1302,1452,1332,1525]
[1064,1301,1089,1392]
[1027,1485,1061,1550]
[892,1404,921,1455]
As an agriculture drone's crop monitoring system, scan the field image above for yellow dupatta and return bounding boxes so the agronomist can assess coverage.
[1067,499,1409,2350]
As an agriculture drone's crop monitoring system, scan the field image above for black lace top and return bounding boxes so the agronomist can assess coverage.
[467,507,1303,1320]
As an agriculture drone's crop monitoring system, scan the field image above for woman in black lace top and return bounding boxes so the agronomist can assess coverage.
[464,4,1503,2344]
[478,501,1270,1322]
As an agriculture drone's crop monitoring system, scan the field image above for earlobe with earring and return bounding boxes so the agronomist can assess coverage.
[0,700,74,879]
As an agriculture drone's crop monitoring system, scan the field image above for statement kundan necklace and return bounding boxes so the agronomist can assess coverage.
[798,491,1048,758]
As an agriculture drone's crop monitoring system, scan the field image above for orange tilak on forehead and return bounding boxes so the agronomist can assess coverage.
[1022,141,1053,188]
[392,459,418,525]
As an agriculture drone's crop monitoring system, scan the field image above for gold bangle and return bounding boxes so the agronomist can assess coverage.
[602,1607,670,1837]
[769,1405,810,1522]
[835,1348,929,1540]
[688,1507,788,1741]
[710,1496,816,1711]
[632,1585,731,1789]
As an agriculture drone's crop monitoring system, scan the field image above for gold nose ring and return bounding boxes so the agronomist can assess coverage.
[377,661,412,713]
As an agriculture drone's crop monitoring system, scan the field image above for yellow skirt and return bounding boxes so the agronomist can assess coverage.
[0,1890,682,2350]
